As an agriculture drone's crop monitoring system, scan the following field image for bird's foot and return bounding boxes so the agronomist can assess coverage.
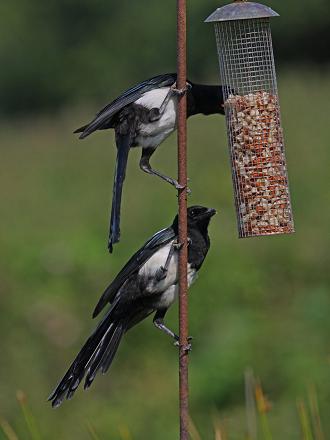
[183,342,192,353]
[173,241,183,251]
[174,181,185,190]
[172,240,191,252]
[174,181,192,195]
[171,82,192,96]
[159,176,186,192]
[174,336,193,353]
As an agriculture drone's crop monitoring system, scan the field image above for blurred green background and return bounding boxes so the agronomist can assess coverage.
[0,0,329,439]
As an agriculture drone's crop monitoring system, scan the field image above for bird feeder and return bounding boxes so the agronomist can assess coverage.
[206,0,294,238]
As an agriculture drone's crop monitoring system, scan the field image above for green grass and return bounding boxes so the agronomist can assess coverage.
[0,377,325,439]
[0,68,329,439]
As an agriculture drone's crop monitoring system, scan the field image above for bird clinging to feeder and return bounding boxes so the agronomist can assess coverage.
[206,0,294,238]
[75,74,225,252]
[48,206,216,407]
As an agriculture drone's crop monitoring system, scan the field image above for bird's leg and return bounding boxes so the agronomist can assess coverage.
[153,310,193,352]
[156,239,191,280]
[155,241,182,281]
[153,309,179,342]
[140,148,185,190]
[155,245,174,281]
[148,87,175,122]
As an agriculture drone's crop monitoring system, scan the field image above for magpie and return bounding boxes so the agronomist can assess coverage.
[74,73,224,252]
[48,205,216,407]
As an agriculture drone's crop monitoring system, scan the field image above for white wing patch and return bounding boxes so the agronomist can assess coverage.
[138,240,198,309]
[135,88,173,109]
[135,88,178,148]
[139,241,178,293]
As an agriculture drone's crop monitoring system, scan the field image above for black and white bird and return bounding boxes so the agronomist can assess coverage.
[74,73,224,252]
[49,205,216,407]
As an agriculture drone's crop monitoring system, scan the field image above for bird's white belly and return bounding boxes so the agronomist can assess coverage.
[138,240,198,309]
[135,88,177,148]
[157,267,198,309]
[157,284,178,309]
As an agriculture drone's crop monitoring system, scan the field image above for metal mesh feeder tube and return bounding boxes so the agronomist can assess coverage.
[206,1,294,238]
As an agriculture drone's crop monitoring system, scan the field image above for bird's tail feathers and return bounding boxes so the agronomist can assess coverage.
[108,131,133,252]
[73,124,89,138]
[48,311,127,408]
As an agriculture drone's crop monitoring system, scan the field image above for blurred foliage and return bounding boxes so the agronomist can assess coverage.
[0,69,329,439]
[0,376,326,440]
[0,0,329,116]
[1,1,329,438]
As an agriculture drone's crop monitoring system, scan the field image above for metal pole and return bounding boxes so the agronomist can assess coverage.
[177,0,189,439]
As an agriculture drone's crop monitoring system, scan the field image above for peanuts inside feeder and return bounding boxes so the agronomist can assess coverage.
[206,0,294,238]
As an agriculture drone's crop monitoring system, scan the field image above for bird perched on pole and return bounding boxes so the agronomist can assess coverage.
[48,205,216,407]
[74,73,224,252]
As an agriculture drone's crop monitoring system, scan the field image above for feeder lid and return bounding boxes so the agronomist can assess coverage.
[205,1,279,23]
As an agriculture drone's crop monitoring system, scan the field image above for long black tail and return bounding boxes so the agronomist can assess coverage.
[108,130,132,253]
[48,311,127,408]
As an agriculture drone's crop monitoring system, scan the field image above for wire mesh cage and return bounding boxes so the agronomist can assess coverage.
[206,1,294,238]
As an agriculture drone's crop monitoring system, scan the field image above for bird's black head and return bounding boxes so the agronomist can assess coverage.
[172,205,216,234]
[187,205,216,229]
[187,82,225,117]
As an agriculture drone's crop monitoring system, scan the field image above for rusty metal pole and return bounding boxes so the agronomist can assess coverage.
[177,0,189,439]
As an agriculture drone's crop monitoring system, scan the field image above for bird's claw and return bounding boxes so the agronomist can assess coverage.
[171,82,192,96]
[173,240,191,251]
[184,343,192,353]
[174,182,192,195]
[174,181,185,190]
[173,241,183,251]
[173,336,193,353]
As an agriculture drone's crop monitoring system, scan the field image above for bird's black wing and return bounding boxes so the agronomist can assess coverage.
[49,224,176,407]
[93,225,177,317]
[76,73,177,139]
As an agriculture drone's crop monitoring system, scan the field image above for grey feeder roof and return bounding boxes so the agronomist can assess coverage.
[205,1,279,22]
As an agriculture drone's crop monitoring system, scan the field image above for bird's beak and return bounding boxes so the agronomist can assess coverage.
[206,208,217,218]
[199,208,217,219]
